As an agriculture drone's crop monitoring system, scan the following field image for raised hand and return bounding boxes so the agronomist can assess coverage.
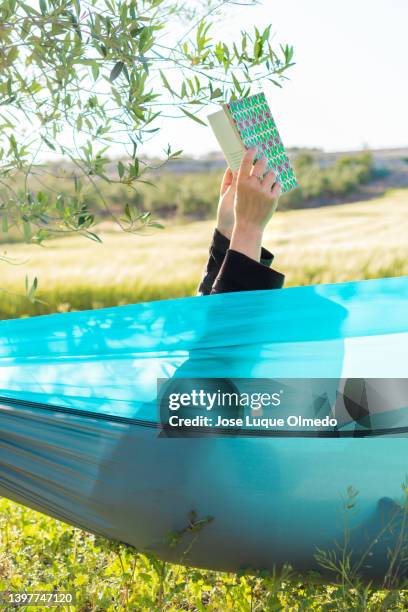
[230,147,281,261]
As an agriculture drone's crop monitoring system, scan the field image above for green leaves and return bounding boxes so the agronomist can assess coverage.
[281,43,295,65]
[231,73,244,96]
[138,26,154,55]
[91,62,100,80]
[121,206,164,232]
[0,0,294,252]
[25,275,39,303]
[117,160,125,179]
[159,70,177,97]
[6,46,19,65]
[196,20,212,54]
[110,61,125,82]
[180,108,207,126]
[210,86,222,100]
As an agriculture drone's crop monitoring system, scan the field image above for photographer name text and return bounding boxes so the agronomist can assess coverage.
[168,415,338,429]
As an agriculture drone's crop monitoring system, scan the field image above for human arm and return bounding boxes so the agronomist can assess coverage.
[197,149,284,295]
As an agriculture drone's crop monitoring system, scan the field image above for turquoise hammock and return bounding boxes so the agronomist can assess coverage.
[0,275,408,582]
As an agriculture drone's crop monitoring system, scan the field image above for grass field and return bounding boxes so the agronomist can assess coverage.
[0,188,407,319]
[1,497,408,611]
[1,189,408,610]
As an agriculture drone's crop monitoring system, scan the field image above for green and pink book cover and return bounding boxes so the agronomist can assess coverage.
[208,92,297,193]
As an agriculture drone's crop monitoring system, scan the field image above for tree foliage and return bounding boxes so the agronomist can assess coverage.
[0,0,294,244]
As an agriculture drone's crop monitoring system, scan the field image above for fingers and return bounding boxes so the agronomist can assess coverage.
[251,156,268,180]
[220,167,239,198]
[238,147,281,198]
[262,170,281,199]
[224,167,233,183]
[271,179,281,199]
[238,147,257,180]
[220,167,233,193]
[262,169,277,192]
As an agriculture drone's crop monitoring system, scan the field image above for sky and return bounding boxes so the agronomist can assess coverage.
[141,0,408,157]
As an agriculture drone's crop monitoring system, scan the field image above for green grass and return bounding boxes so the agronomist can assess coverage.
[0,189,408,609]
[1,498,408,611]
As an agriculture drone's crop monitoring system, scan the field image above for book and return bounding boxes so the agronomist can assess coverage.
[208,92,297,193]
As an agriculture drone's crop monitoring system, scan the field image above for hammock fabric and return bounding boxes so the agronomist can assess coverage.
[0,276,408,582]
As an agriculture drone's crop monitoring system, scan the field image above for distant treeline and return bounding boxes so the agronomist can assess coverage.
[2,152,377,243]
[100,151,376,218]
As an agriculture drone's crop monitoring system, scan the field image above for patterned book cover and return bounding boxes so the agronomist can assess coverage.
[226,92,297,193]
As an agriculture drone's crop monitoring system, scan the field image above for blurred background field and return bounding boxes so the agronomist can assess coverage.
[1,148,404,236]
[0,182,407,319]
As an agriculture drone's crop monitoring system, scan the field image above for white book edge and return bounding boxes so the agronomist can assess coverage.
[207,108,245,171]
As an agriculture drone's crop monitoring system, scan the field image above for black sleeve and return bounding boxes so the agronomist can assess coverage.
[197,229,283,295]
[210,249,285,294]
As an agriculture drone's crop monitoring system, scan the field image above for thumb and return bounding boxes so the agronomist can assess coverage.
[227,170,239,194]
[220,168,233,195]
[225,169,238,193]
